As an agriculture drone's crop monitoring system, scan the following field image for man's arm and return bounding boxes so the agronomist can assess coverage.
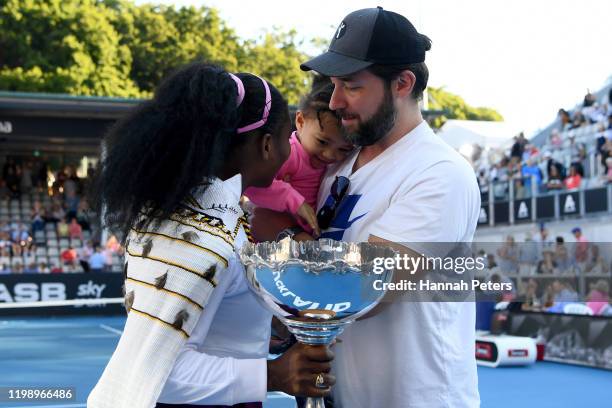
[358,234,427,320]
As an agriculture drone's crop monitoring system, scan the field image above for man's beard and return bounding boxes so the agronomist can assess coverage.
[341,86,396,147]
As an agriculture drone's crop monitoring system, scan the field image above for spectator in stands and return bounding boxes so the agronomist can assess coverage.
[571,227,589,264]
[492,158,510,199]
[552,280,578,303]
[49,202,65,223]
[510,133,527,164]
[519,278,542,311]
[534,224,554,252]
[597,123,610,174]
[0,263,9,274]
[568,135,586,176]
[68,217,83,240]
[477,169,489,201]
[0,247,10,269]
[11,222,29,245]
[582,92,596,108]
[31,206,45,233]
[537,250,556,275]
[497,235,519,274]
[0,229,10,248]
[89,245,106,273]
[545,151,565,178]
[12,263,23,274]
[24,262,37,273]
[586,280,610,315]
[584,244,609,274]
[549,129,562,148]
[521,158,542,194]
[586,103,608,124]
[38,262,50,273]
[564,164,582,190]
[570,111,586,129]
[546,165,564,190]
[10,239,22,259]
[79,240,94,272]
[558,109,572,131]
[76,199,93,231]
[57,217,69,238]
[22,243,36,266]
[606,157,612,183]
[519,232,539,273]
[510,161,526,198]
[50,263,63,273]
[554,236,572,272]
[60,246,77,267]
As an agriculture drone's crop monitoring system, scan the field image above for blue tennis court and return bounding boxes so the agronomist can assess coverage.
[1,315,610,407]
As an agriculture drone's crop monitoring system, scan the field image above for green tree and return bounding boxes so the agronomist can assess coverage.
[0,0,316,102]
[103,1,242,94]
[0,0,141,96]
[238,29,310,105]
[427,86,503,128]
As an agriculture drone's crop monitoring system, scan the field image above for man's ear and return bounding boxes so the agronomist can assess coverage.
[395,70,416,98]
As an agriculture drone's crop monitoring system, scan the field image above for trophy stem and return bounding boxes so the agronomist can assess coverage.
[304,397,325,408]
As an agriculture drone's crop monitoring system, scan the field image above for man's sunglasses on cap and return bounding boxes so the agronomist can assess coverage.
[316,176,350,230]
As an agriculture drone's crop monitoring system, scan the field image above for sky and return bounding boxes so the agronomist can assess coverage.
[146,0,612,137]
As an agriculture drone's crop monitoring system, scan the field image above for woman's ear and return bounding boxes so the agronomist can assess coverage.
[260,133,273,160]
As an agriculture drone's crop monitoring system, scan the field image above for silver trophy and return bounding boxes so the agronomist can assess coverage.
[240,238,395,408]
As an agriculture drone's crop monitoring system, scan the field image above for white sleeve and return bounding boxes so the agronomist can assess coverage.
[158,262,267,405]
[159,348,267,405]
[369,160,480,249]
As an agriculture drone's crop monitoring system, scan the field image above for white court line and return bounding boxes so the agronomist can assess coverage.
[268,392,293,399]
[0,298,124,308]
[99,324,123,336]
[5,404,85,408]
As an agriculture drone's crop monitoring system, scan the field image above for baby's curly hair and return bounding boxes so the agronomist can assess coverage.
[298,75,341,130]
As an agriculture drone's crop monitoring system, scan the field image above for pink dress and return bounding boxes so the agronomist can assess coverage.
[587,290,609,315]
[245,131,325,233]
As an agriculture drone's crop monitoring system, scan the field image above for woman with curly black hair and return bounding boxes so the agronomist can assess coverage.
[88,63,335,408]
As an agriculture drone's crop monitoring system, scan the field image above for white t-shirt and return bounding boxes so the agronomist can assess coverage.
[317,121,481,408]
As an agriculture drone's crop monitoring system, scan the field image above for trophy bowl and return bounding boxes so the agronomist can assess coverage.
[239,238,395,407]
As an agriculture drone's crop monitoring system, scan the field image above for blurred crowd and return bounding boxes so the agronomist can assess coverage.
[475,90,612,201]
[476,225,611,316]
[0,159,124,274]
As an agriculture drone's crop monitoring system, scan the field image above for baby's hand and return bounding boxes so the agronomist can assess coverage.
[296,203,320,237]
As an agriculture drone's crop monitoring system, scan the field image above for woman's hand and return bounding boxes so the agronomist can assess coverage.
[267,343,335,397]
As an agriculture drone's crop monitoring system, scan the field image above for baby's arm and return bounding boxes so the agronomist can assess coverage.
[246,179,305,214]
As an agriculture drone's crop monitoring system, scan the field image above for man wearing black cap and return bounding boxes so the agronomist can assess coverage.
[302,7,481,407]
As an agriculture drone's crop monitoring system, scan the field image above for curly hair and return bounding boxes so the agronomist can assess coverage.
[298,75,340,130]
[90,62,288,240]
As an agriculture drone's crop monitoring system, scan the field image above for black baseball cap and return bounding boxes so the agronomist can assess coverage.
[301,7,430,77]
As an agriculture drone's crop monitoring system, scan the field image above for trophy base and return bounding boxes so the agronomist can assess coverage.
[282,318,347,345]
[304,397,326,408]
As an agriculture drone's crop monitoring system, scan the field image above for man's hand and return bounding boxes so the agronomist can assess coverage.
[296,202,320,237]
[267,343,335,397]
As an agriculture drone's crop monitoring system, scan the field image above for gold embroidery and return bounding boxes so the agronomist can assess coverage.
[131,308,189,338]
